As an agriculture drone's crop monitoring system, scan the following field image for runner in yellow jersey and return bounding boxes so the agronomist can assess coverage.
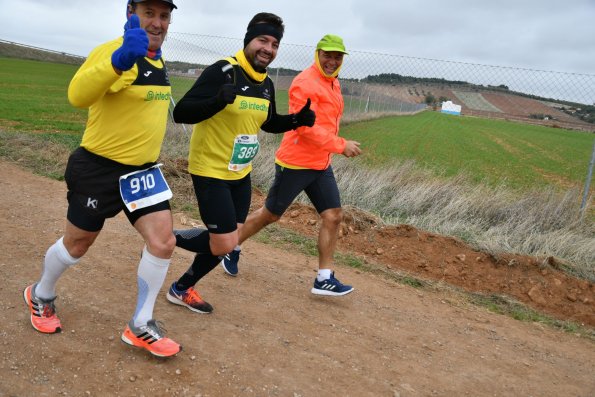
[23,0,182,358]
[166,12,316,314]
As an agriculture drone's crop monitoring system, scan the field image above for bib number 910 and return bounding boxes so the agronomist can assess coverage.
[119,164,172,212]
[130,173,156,194]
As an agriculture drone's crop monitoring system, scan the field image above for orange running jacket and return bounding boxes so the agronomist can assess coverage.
[275,63,346,170]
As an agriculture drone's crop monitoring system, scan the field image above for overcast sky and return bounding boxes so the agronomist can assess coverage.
[1,0,594,75]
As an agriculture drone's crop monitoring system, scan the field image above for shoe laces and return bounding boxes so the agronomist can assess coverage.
[184,287,203,304]
[34,294,57,318]
[230,250,240,260]
[143,320,167,339]
[41,301,57,317]
[327,273,344,286]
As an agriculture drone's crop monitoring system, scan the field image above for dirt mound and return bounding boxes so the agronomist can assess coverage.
[269,195,594,327]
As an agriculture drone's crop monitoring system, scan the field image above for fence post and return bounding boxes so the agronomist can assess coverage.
[169,96,187,135]
[348,84,354,115]
[580,137,595,218]
[275,68,279,86]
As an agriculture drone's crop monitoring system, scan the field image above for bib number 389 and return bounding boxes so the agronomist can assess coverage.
[119,164,172,212]
[228,134,259,171]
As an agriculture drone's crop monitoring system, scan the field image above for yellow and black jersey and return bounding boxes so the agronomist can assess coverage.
[68,37,171,166]
[173,55,296,180]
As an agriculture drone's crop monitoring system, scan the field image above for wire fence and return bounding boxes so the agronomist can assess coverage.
[163,32,595,131]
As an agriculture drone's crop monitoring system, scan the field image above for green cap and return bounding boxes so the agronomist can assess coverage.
[316,34,348,54]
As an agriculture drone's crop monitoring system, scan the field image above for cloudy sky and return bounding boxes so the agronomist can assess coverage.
[1,0,594,75]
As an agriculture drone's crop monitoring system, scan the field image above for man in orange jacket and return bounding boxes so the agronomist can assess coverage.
[223,34,362,295]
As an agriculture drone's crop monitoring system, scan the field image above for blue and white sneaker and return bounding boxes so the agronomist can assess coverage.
[220,249,240,276]
[166,282,213,314]
[311,272,354,296]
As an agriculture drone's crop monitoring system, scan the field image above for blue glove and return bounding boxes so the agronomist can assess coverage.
[112,14,149,71]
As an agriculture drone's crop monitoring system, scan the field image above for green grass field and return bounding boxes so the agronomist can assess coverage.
[342,111,594,190]
[1,56,593,192]
[0,58,86,133]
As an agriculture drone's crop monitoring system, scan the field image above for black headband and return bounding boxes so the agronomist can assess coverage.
[243,23,283,47]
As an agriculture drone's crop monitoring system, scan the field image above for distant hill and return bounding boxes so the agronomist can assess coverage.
[0,40,84,65]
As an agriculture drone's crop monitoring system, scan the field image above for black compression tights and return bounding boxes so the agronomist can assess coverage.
[176,253,221,290]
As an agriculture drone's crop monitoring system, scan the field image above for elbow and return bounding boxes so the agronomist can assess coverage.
[172,110,182,123]
[67,93,91,109]
[172,108,191,124]
[67,83,94,108]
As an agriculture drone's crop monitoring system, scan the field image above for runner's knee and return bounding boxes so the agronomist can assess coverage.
[63,238,92,258]
[260,207,281,225]
[209,234,238,256]
[145,232,176,258]
[321,208,343,226]
[63,233,97,258]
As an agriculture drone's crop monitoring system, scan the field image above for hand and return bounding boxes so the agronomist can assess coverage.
[216,73,237,104]
[292,98,316,127]
[343,140,362,158]
[111,14,149,72]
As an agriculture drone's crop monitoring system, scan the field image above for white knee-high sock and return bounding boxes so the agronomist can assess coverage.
[36,237,80,299]
[133,246,170,327]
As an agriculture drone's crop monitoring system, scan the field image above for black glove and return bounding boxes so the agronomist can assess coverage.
[292,98,316,127]
[216,73,236,104]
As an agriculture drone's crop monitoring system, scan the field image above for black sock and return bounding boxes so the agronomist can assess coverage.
[176,253,222,290]
[174,228,211,254]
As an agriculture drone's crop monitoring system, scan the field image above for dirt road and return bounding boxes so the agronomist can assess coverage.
[1,161,593,397]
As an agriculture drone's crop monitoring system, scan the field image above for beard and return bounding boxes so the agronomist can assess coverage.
[248,51,273,72]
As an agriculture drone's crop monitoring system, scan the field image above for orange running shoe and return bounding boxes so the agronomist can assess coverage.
[121,319,182,357]
[23,284,62,334]
[166,282,213,313]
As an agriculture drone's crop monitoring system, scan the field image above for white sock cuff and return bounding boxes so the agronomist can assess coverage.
[317,268,332,281]
[142,246,171,268]
[56,237,80,265]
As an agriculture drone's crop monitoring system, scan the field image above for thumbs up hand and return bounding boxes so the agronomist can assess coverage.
[111,14,149,72]
[292,98,316,127]
[216,73,237,104]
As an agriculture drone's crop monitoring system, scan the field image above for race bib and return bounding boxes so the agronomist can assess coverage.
[119,164,172,212]
[228,134,259,171]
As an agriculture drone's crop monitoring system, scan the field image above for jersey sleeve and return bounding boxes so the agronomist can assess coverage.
[261,80,295,133]
[68,39,134,109]
[172,60,229,124]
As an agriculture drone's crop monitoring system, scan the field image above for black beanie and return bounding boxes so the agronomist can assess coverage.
[243,23,283,48]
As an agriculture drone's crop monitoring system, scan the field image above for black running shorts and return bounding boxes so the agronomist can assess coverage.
[265,164,341,216]
[191,174,252,234]
[64,147,170,232]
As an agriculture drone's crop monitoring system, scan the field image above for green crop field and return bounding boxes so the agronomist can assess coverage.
[342,111,594,190]
[1,56,593,192]
[0,57,86,133]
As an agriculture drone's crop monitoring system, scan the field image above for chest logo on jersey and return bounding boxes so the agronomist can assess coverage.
[145,91,171,101]
[239,100,268,112]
